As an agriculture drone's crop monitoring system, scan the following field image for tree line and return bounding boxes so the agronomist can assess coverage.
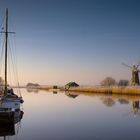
[0,76,130,88]
[100,77,129,86]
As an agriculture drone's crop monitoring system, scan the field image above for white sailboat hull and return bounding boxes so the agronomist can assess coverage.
[0,99,21,110]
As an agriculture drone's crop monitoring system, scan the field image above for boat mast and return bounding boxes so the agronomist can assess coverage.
[4,8,8,96]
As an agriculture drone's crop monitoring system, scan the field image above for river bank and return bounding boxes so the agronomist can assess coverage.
[25,85,140,95]
[63,86,140,95]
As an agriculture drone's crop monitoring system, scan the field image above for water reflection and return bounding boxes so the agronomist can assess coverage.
[65,92,79,98]
[62,91,140,116]
[26,89,140,117]
[26,88,39,93]
[118,99,129,104]
[0,110,24,140]
[0,123,15,138]
[53,91,58,94]
[101,97,115,107]
[132,101,140,115]
[22,89,140,140]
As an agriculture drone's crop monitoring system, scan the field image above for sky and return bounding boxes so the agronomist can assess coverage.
[0,0,140,86]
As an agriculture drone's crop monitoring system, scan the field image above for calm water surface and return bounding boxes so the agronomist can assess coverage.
[1,89,140,140]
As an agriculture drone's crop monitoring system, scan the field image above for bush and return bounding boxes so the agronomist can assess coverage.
[118,79,129,86]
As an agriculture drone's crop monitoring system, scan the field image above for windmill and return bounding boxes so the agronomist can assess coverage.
[122,63,140,86]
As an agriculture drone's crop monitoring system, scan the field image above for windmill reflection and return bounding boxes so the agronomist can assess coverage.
[132,101,140,115]
[100,96,140,116]
[0,110,24,140]
[0,123,15,138]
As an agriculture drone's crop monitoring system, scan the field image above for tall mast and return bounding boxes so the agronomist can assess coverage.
[4,8,8,96]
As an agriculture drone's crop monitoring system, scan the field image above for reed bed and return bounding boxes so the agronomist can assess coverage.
[65,86,140,95]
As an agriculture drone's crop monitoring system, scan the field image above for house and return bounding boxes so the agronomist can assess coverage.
[65,82,79,90]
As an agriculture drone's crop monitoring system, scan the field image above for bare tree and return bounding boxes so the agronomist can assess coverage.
[100,77,116,87]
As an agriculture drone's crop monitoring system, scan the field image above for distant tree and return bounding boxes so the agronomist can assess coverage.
[100,77,116,87]
[118,79,129,86]
[26,83,40,88]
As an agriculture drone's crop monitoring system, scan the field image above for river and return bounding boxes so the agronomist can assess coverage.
[1,89,140,140]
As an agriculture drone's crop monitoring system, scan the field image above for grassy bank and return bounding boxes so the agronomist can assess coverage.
[25,85,140,95]
[64,86,140,95]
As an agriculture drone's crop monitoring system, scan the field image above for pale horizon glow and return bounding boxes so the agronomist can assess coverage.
[0,0,140,86]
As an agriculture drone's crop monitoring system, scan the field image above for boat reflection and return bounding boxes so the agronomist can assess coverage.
[0,110,24,139]
[0,123,15,137]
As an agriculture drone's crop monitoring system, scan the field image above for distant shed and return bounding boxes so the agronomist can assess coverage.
[65,82,79,90]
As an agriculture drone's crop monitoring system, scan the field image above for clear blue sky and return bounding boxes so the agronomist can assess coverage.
[0,0,140,85]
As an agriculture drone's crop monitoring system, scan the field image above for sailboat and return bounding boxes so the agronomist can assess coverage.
[0,8,24,124]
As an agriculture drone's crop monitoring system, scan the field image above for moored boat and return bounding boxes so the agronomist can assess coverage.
[0,8,24,124]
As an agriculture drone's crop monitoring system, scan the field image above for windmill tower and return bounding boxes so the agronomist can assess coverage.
[122,63,140,86]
